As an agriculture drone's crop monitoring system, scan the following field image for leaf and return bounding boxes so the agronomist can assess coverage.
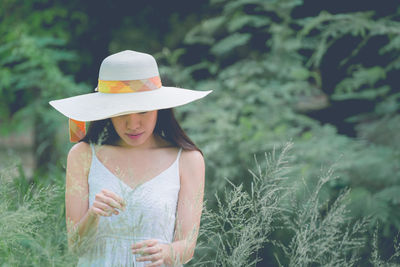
[333,66,387,100]
[211,33,251,55]
[184,17,226,45]
[228,15,271,32]
[332,86,391,100]
[224,0,268,13]
[289,67,310,80]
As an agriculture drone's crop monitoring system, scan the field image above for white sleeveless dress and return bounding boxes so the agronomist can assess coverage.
[77,144,183,267]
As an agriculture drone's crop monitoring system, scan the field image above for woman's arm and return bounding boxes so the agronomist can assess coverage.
[65,142,98,250]
[170,149,205,264]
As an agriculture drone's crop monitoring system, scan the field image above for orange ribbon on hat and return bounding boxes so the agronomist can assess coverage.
[68,76,162,142]
[69,119,86,142]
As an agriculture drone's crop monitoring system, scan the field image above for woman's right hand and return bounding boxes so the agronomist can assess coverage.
[89,189,126,217]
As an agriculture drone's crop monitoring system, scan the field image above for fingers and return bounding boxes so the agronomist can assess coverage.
[93,202,119,216]
[90,206,110,217]
[90,189,126,217]
[94,191,124,210]
[102,189,126,209]
[132,239,158,249]
[132,240,164,265]
[136,253,162,262]
[132,246,161,255]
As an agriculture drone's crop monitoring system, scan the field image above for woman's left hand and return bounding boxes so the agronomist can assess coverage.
[132,239,170,267]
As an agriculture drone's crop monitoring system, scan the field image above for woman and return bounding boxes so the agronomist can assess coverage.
[49,50,212,266]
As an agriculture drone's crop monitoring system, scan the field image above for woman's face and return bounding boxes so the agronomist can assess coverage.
[111,110,158,147]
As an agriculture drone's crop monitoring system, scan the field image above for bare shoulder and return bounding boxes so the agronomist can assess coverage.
[68,142,91,160]
[181,149,204,168]
[67,142,92,173]
[180,149,205,184]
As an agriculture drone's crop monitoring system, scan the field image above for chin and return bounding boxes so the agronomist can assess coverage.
[121,136,146,147]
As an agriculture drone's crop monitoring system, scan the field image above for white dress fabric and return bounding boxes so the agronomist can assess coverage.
[77,144,182,267]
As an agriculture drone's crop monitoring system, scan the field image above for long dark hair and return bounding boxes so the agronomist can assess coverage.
[80,108,202,154]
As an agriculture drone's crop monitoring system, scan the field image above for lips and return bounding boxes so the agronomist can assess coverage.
[126,132,144,140]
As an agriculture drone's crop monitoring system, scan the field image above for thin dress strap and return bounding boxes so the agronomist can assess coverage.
[176,148,183,178]
[89,143,96,158]
[177,148,183,161]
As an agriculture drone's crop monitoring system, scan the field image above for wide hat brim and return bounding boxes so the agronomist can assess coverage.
[49,86,212,122]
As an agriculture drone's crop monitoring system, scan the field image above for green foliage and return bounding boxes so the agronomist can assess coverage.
[1,0,400,265]
[0,0,90,171]
[0,33,83,130]
[0,159,78,266]
[370,228,400,267]
[297,10,400,120]
[334,66,388,100]
[158,0,400,264]
[211,33,252,55]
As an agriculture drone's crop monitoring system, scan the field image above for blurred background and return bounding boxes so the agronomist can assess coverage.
[1,0,399,266]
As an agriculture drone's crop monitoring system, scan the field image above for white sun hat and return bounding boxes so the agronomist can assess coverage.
[49,50,212,142]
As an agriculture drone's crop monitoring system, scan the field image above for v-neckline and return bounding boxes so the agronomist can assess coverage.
[92,147,180,191]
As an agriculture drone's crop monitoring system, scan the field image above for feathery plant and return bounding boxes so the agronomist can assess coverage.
[189,142,400,266]
[0,156,78,266]
[190,142,293,266]
[281,171,368,266]
[370,226,400,267]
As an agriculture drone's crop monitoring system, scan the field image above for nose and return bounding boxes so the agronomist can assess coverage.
[125,113,141,130]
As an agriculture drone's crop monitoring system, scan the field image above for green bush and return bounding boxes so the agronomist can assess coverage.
[156,0,400,259]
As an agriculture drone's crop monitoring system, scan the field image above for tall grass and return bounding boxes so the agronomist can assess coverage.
[1,143,399,266]
[190,143,293,266]
[188,143,400,266]
[0,157,78,266]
